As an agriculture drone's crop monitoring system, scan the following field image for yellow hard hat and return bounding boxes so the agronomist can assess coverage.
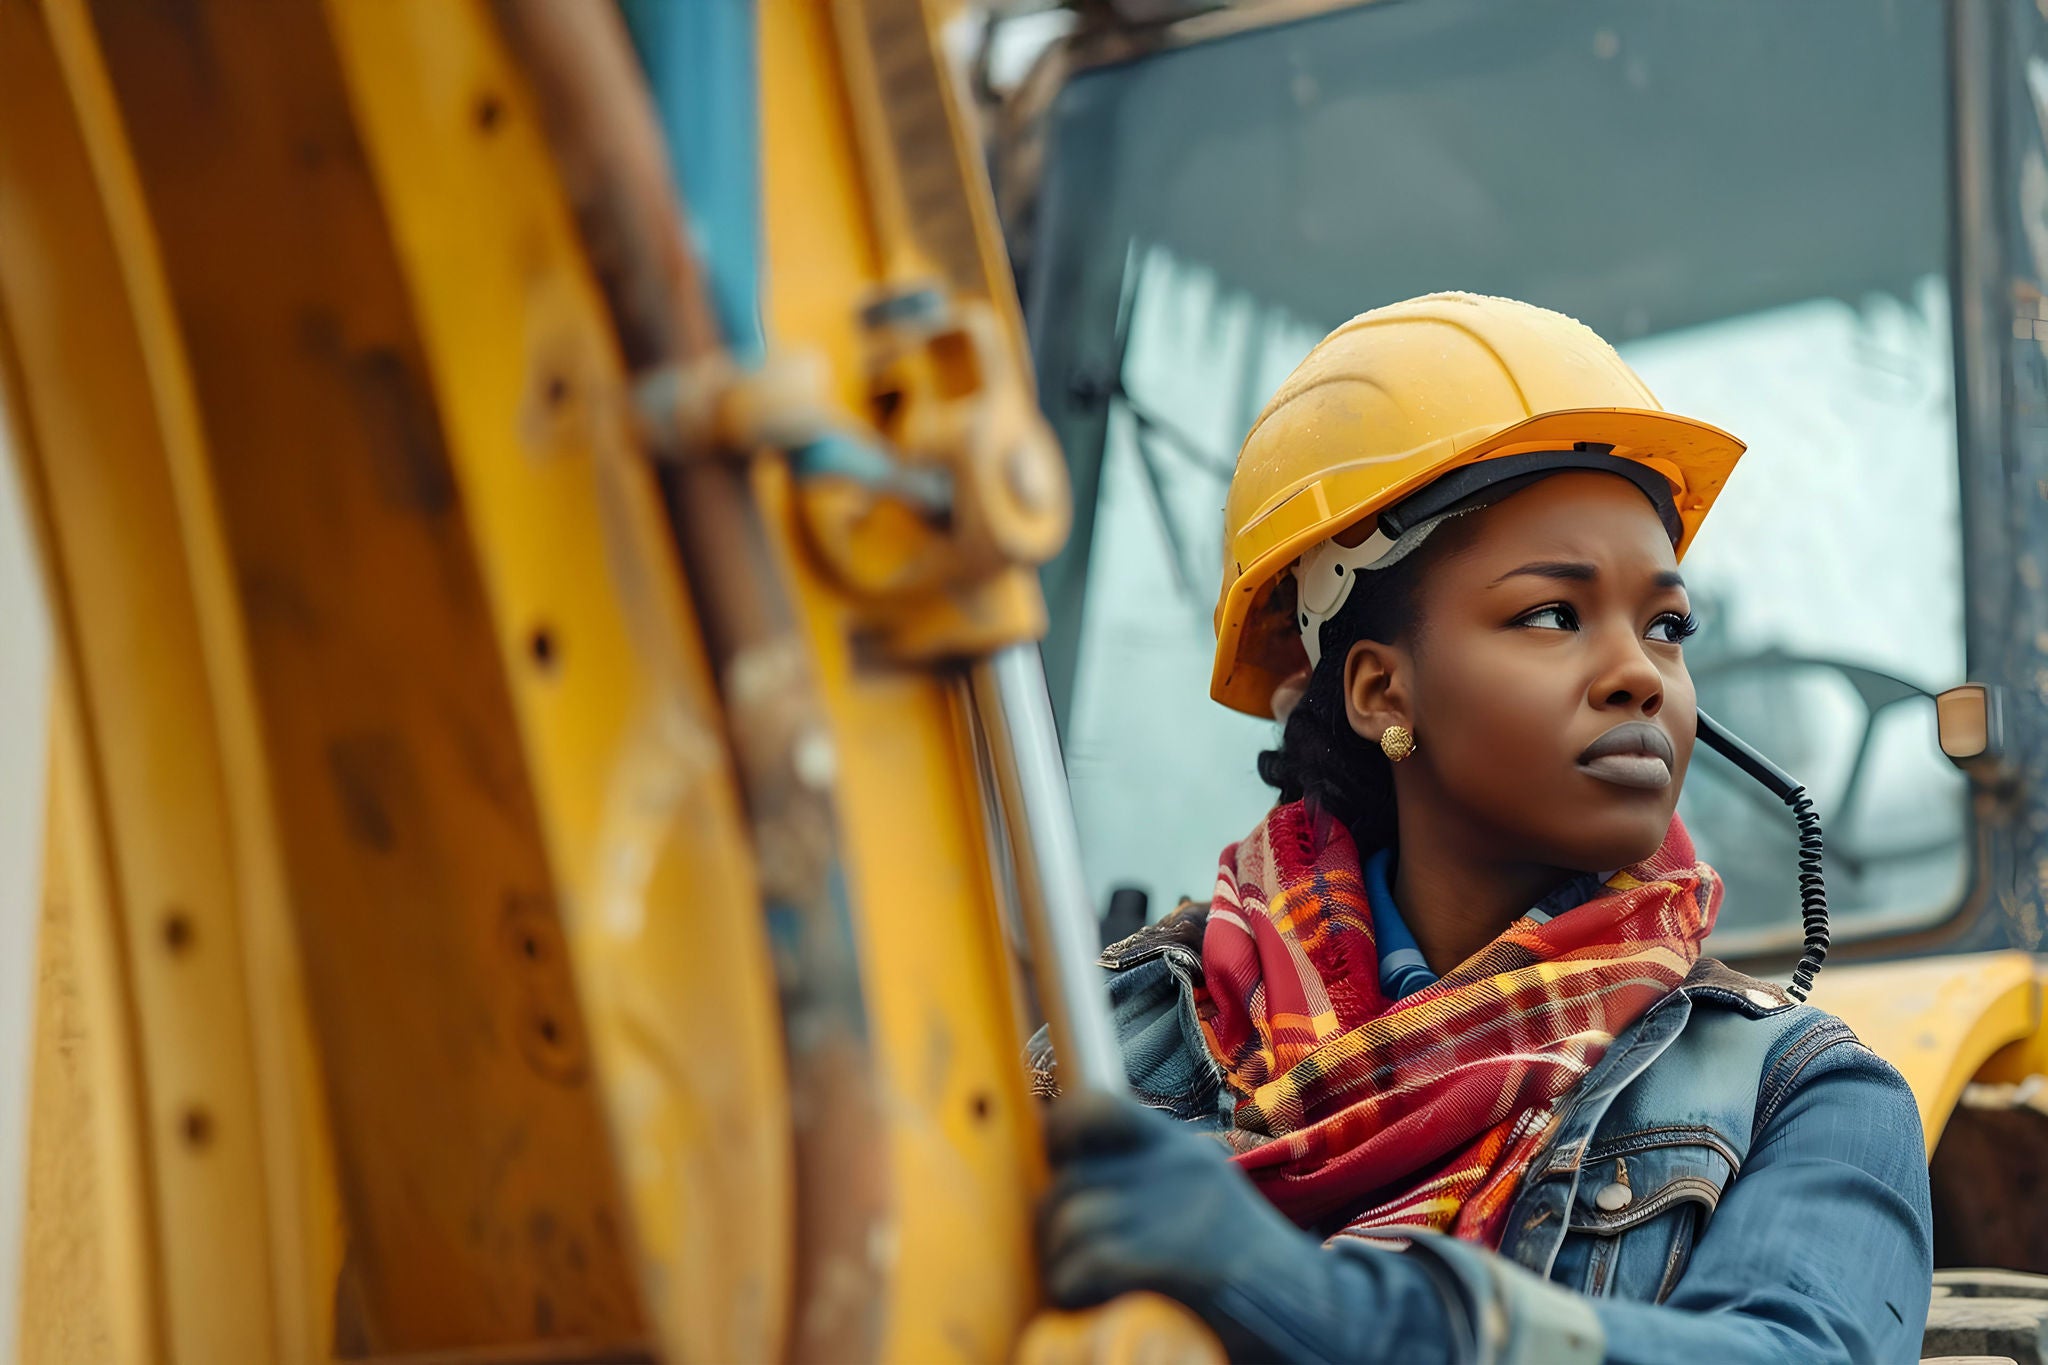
[1212,292,1747,718]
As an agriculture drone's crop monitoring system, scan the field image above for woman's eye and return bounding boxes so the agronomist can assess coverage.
[1517,604,1577,631]
[1647,611,1701,644]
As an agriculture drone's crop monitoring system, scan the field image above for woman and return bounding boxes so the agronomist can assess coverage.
[1036,294,1932,1363]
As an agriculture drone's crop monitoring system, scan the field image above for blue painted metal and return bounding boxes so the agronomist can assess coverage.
[619,2,944,510]
[618,0,765,363]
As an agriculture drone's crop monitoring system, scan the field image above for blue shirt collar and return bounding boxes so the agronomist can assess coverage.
[1363,847,1437,1000]
[1362,847,1611,1000]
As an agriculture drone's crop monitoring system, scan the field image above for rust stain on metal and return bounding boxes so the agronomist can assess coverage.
[327,734,401,853]
[238,566,323,638]
[347,345,458,518]
[156,0,223,99]
[297,308,460,520]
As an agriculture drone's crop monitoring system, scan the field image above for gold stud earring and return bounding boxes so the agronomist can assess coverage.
[1379,725,1416,763]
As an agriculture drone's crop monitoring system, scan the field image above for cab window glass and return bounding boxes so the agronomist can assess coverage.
[1038,0,1966,952]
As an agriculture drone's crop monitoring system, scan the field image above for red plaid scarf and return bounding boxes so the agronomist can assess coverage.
[1196,801,1718,1246]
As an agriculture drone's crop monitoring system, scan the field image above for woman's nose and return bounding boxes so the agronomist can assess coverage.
[1590,632,1665,717]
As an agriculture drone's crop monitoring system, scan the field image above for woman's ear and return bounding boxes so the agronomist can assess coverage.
[1343,639,1411,744]
[1270,669,1312,725]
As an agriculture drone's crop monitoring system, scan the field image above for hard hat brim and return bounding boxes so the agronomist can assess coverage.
[1209,406,1746,718]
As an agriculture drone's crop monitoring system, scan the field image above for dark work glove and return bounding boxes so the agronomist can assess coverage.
[1037,1091,1462,1364]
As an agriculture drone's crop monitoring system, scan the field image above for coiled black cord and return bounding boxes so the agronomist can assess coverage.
[1784,787,1828,1002]
[1694,710,1831,1004]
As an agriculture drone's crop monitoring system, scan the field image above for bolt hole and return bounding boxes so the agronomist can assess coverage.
[521,934,541,961]
[475,93,504,133]
[969,1092,993,1122]
[162,910,195,954]
[543,373,570,409]
[872,388,904,429]
[538,1016,559,1045]
[528,626,558,671]
[180,1107,214,1149]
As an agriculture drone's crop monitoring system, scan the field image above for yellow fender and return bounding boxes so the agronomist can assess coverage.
[1807,951,2046,1154]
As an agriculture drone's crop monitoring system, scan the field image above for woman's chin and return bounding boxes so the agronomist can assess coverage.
[1544,807,1673,874]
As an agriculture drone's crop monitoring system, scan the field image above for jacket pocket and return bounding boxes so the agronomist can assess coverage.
[1548,1130,1735,1303]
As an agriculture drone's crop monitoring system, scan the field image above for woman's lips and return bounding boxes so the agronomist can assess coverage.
[1575,721,1676,791]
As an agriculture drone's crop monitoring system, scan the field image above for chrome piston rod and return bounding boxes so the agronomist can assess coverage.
[971,643,1126,1095]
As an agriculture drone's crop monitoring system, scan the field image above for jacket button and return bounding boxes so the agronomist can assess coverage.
[1594,1181,1634,1212]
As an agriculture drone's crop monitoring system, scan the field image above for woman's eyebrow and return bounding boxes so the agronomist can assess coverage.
[1487,563,1689,591]
[1489,560,1597,586]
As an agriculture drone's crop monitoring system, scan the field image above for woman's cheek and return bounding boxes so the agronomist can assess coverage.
[1424,653,1569,791]
[1662,664,1698,791]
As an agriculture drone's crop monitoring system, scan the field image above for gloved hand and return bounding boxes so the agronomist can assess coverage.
[1037,1091,1460,1364]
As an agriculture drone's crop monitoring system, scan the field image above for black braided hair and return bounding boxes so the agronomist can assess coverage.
[1255,521,1469,849]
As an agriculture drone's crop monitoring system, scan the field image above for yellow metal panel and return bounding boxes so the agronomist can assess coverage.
[15,0,649,1353]
[1975,1017,2048,1086]
[1807,951,2044,1151]
[761,4,1047,1359]
[17,710,119,1365]
[1017,1291,1227,1365]
[10,0,353,1351]
[761,1,886,426]
[0,0,295,1354]
[1949,952,2048,1088]
[325,1,796,1359]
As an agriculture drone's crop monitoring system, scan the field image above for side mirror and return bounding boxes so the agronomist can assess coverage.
[1937,683,2015,792]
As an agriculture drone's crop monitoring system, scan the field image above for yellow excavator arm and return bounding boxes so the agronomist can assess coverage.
[17,3,2043,1363]
[0,1,1212,1361]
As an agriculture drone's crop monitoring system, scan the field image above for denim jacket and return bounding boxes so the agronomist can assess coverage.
[1053,915,1934,1364]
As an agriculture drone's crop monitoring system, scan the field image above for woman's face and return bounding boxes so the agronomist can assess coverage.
[1346,471,1697,872]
